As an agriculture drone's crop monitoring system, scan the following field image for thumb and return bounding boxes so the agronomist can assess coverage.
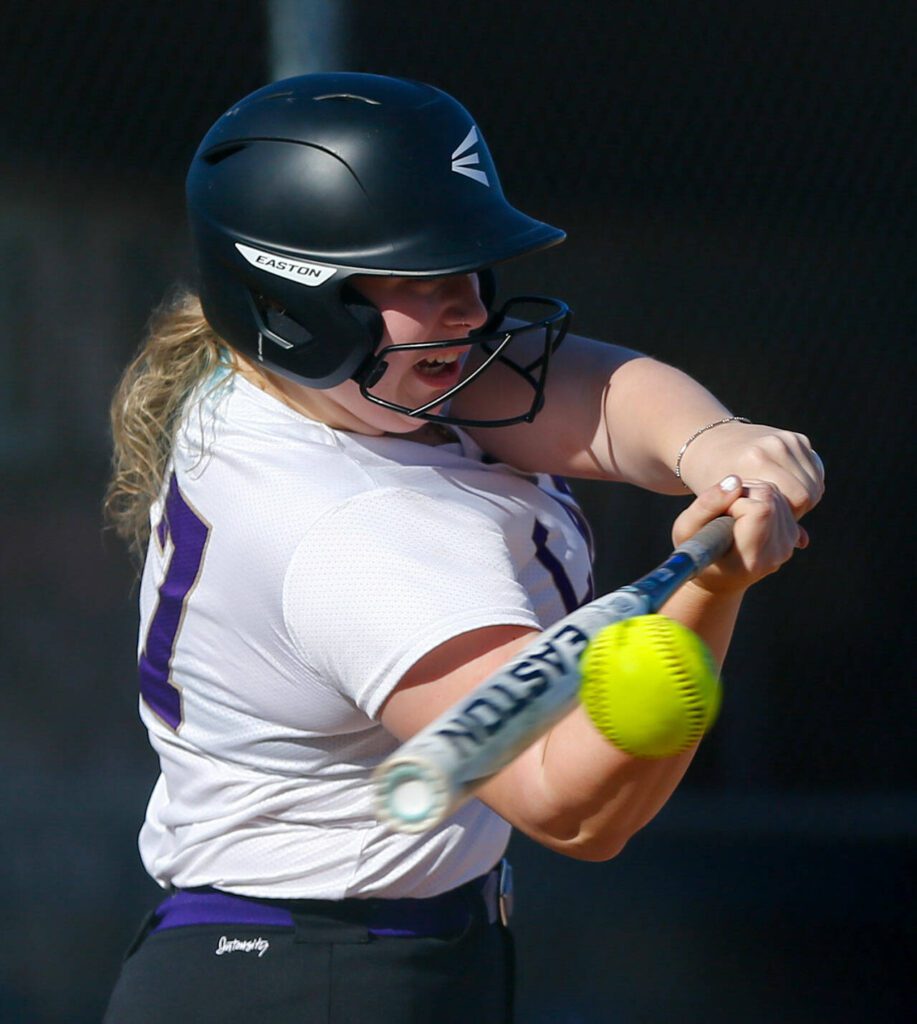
[672,475,742,547]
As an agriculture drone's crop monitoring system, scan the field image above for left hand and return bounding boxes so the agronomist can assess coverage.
[677,421,825,521]
[673,474,806,595]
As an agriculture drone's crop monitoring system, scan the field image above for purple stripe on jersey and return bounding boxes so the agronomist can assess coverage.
[532,519,579,614]
[138,474,210,730]
[548,475,596,562]
[549,474,574,496]
[543,477,596,604]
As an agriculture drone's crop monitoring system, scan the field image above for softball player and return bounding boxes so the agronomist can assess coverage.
[103,73,823,1023]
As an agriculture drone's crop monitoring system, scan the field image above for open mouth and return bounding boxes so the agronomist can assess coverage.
[412,351,464,388]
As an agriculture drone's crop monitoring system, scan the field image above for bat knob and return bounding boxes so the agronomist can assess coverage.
[373,759,452,833]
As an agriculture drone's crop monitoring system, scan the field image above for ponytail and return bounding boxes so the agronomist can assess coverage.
[104,289,227,561]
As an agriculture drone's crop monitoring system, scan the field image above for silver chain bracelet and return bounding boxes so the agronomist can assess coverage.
[674,416,751,482]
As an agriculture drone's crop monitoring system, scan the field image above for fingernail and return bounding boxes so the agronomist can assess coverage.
[719,475,741,492]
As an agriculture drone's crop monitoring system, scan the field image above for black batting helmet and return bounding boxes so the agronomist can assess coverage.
[186,72,569,425]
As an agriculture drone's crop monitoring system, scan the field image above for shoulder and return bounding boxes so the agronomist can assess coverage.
[172,373,375,500]
[281,483,541,715]
[282,484,525,623]
[287,485,510,569]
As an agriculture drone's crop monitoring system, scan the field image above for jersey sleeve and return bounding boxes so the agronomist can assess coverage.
[282,486,540,719]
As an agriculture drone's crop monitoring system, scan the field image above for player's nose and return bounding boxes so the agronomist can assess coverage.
[441,274,488,332]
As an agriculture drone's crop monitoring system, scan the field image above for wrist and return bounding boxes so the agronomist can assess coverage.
[680,574,749,602]
[674,417,751,486]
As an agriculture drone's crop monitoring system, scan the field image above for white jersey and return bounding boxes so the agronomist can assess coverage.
[136,372,594,899]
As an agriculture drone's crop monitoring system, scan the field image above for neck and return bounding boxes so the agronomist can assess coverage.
[393,422,458,446]
[234,354,457,445]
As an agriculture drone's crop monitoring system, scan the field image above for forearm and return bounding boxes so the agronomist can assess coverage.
[507,707,698,860]
[660,579,743,668]
[466,343,822,520]
[596,356,737,491]
[502,582,743,859]
[506,477,800,858]
[595,356,823,521]
[460,333,736,485]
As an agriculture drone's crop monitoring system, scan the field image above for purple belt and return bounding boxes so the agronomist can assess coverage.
[150,861,512,939]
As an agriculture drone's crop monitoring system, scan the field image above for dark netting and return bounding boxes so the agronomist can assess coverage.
[1,0,268,184]
[1,3,913,1021]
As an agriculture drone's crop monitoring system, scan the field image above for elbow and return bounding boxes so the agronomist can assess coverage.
[559,831,632,863]
[529,814,634,862]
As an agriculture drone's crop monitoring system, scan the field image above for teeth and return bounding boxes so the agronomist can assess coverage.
[419,354,458,366]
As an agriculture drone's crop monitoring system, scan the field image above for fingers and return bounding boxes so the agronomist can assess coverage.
[727,479,803,569]
[673,476,803,594]
[740,478,807,549]
[671,474,743,547]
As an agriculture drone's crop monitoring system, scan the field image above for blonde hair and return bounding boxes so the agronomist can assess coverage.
[104,288,228,560]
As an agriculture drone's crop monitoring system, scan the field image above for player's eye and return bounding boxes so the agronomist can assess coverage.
[407,279,443,296]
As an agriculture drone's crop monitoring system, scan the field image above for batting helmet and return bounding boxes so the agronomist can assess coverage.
[186,72,569,425]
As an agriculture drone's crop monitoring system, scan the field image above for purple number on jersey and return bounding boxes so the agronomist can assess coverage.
[138,474,210,729]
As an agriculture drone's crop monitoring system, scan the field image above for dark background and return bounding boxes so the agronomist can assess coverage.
[0,2,913,1021]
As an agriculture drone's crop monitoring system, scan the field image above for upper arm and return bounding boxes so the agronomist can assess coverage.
[379,624,538,741]
[453,326,644,478]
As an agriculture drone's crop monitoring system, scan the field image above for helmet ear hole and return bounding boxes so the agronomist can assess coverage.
[263,305,313,348]
[247,292,315,350]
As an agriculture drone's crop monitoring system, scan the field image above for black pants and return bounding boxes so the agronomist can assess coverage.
[104,897,514,1023]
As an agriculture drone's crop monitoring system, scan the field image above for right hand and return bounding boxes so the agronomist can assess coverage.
[672,474,805,595]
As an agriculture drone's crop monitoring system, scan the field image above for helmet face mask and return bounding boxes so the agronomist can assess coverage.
[356,296,571,427]
[186,72,568,426]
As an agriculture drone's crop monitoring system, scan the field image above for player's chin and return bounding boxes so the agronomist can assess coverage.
[368,371,468,429]
[361,396,441,434]
[391,381,458,419]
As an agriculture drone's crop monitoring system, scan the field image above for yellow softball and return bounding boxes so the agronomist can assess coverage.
[579,614,721,758]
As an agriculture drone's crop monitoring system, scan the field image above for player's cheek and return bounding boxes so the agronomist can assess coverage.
[379,307,429,346]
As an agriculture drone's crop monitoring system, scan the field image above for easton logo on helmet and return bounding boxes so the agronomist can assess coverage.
[236,243,337,286]
[451,127,490,187]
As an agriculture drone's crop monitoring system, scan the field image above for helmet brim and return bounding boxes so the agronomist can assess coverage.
[334,208,566,277]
